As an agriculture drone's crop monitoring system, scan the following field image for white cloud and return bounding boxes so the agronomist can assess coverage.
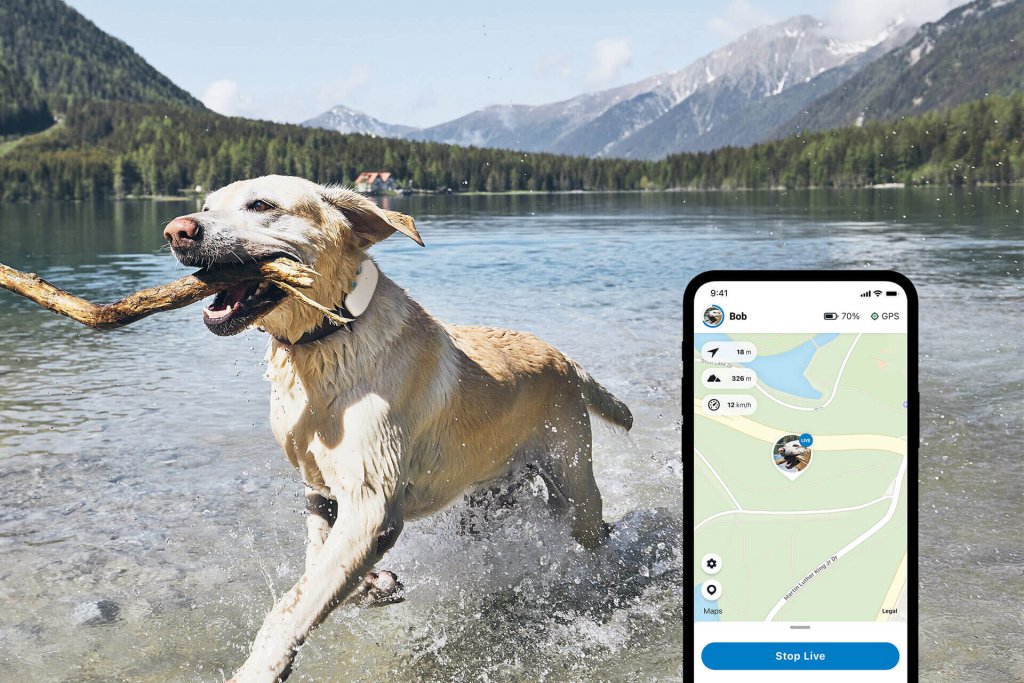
[532,53,572,80]
[200,79,252,117]
[199,65,374,123]
[828,0,963,41]
[586,38,633,87]
[313,64,373,112]
[707,0,778,42]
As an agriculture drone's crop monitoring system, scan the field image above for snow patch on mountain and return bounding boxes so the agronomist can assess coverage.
[302,104,413,138]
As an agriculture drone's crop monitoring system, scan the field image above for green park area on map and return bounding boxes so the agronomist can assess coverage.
[694,332,908,622]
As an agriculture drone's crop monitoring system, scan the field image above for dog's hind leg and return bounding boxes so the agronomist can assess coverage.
[536,404,608,549]
[457,465,540,535]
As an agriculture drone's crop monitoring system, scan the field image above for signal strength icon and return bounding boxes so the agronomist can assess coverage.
[860,290,872,298]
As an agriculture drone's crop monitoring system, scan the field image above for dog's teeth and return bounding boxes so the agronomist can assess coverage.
[255,282,269,295]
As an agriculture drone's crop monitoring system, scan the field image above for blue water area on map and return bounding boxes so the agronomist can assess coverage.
[694,584,721,621]
[694,333,839,399]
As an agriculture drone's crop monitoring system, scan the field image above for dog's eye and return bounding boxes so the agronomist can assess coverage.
[247,200,274,213]
[202,206,209,212]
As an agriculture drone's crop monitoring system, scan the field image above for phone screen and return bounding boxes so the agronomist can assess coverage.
[683,272,917,681]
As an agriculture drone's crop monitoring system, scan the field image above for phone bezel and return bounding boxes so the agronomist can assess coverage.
[682,269,919,679]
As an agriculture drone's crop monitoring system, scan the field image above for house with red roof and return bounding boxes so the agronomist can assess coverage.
[353,171,396,194]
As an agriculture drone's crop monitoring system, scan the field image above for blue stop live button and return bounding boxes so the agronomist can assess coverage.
[702,642,899,670]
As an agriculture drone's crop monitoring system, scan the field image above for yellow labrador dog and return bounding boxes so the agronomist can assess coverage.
[163,175,632,682]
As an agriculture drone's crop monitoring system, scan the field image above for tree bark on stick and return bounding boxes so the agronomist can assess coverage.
[0,258,316,330]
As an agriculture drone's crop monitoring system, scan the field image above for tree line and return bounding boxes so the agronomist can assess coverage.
[0,93,1021,201]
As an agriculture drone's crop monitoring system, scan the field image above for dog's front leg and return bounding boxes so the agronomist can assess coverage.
[229,491,402,683]
[303,486,337,574]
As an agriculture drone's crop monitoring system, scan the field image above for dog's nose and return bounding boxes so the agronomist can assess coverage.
[164,217,202,247]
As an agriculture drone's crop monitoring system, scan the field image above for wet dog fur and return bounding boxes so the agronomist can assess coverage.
[164,175,632,682]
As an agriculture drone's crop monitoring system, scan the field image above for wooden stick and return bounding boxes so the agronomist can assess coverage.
[271,280,353,327]
[0,258,317,330]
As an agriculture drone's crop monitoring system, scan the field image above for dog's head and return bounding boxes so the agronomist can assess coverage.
[781,441,806,457]
[163,175,422,340]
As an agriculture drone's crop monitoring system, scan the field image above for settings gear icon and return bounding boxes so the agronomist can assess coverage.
[701,552,722,575]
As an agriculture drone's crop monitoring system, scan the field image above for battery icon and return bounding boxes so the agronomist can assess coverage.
[824,312,838,320]
[885,291,898,297]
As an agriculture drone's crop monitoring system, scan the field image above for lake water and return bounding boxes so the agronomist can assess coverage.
[0,189,1020,682]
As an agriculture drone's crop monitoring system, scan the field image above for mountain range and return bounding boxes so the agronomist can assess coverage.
[304,0,1024,159]
[775,0,1024,135]
[302,104,414,140]
[1,0,1021,201]
[406,16,916,159]
[303,15,911,158]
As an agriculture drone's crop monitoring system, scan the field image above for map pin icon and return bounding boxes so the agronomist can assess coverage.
[772,434,812,481]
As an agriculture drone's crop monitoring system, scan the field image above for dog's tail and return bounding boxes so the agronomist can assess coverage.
[569,359,633,431]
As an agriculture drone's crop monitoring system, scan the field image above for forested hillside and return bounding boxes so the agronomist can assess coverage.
[0,0,202,112]
[0,94,1021,200]
[668,94,1024,189]
[0,60,52,136]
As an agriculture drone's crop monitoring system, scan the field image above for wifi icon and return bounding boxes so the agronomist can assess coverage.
[873,290,883,297]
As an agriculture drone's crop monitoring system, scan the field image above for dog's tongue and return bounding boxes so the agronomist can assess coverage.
[224,282,252,308]
[206,282,254,321]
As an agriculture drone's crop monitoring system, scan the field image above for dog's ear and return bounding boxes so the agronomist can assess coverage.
[320,189,424,248]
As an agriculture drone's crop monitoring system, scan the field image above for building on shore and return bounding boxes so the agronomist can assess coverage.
[354,171,396,194]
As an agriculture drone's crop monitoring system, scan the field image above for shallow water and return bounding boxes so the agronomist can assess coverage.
[0,189,1020,681]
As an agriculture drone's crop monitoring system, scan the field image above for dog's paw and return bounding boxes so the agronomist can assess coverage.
[353,570,405,607]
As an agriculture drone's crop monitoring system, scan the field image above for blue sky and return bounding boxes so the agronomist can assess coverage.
[64,0,965,128]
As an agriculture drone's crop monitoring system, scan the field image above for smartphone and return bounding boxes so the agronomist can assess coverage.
[683,271,918,681]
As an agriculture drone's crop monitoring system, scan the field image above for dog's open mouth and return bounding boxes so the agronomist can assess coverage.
[203,279,288,336]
